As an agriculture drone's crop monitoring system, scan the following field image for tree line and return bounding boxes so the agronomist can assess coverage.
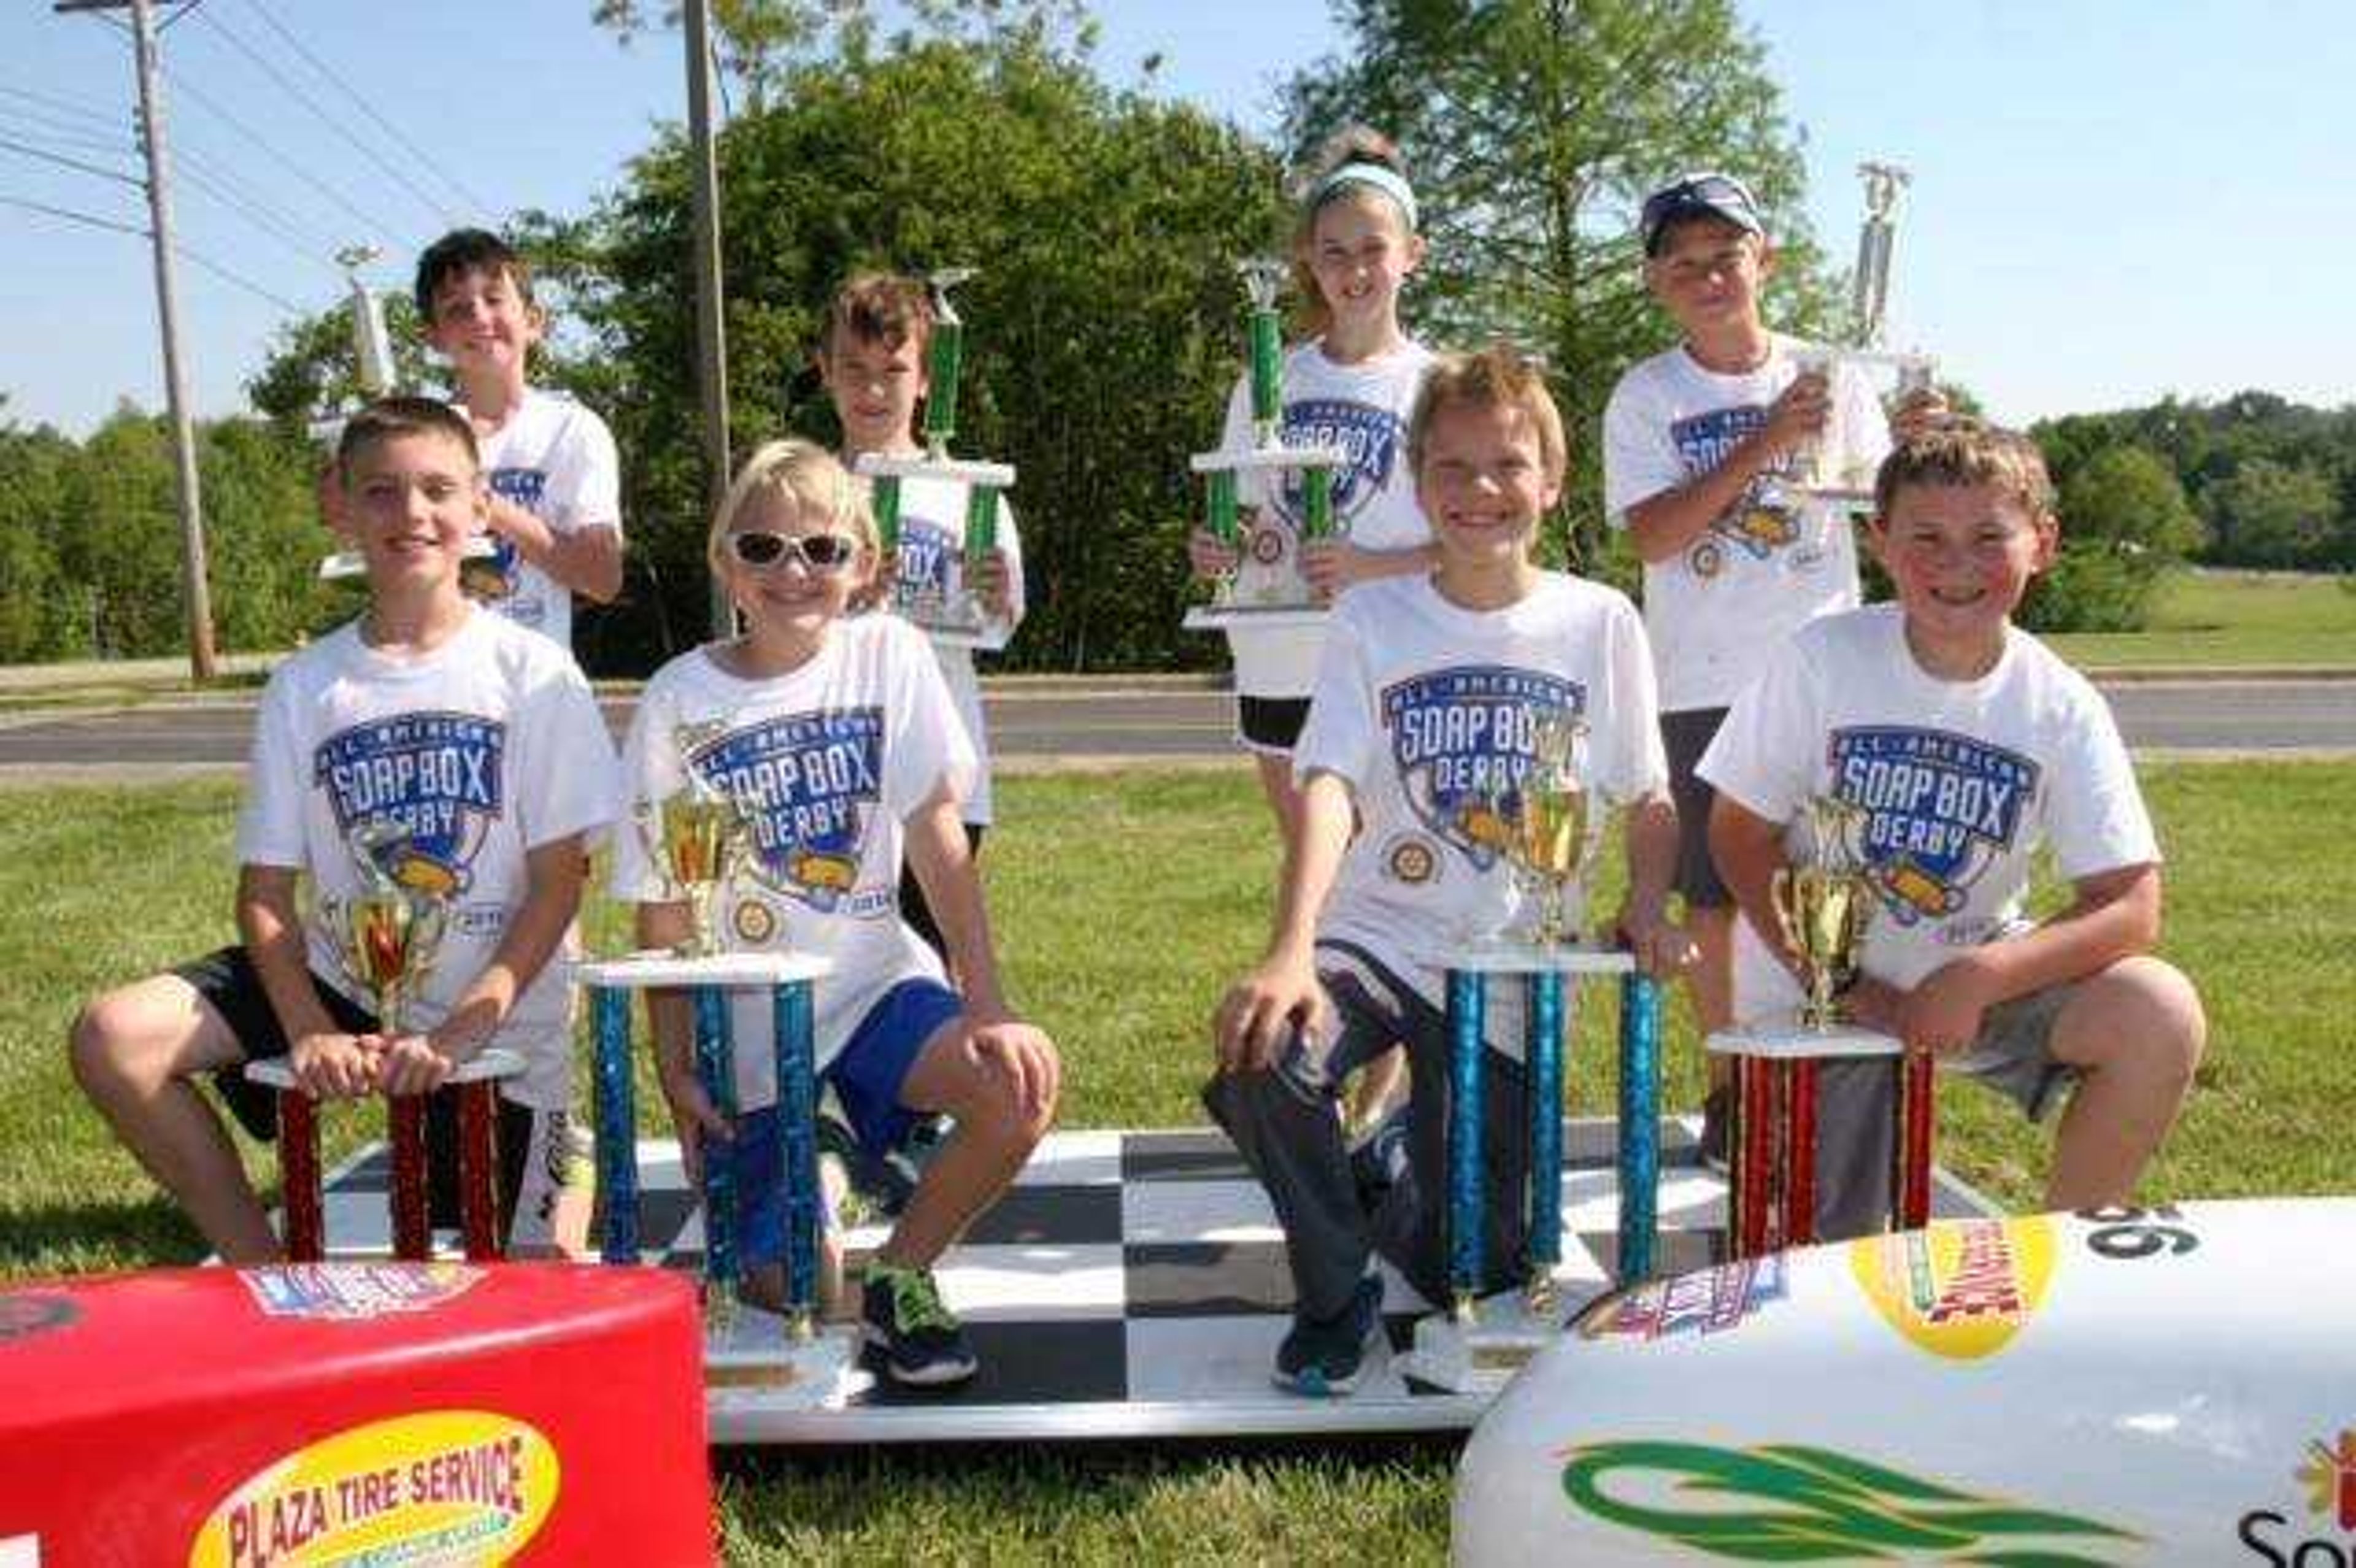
[3,2,2341,671]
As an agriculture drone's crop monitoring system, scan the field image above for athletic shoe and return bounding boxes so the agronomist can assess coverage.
[1700,1086,1731,1176]
[1274,1274,1383,1397]
[861,1263,978,1387]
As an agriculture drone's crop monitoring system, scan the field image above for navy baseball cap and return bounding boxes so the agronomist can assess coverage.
[1640,172,1765,255]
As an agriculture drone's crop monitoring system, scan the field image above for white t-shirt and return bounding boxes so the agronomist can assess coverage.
[469,388,623,651]
[1217,337,1436,699]
[610,614,978,1109]
[234,607,622,1112]
[1602,334,1889,712]
[1296,573,1667,1015]
[883,472,1024,825]
[1699,604,2160,1026]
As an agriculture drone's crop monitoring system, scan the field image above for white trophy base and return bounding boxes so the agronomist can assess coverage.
[242,1044,524,1091]
[1396,1278,1589,1396]
[318,537,499,580]
[1706,1017,1903,1060]
[1181,601,1327,630]
[577,948,833,990]
[707,1309,874,1410]
[1425,937,1634,977]
[1190,442,1347,475]
[856,452,1017,488]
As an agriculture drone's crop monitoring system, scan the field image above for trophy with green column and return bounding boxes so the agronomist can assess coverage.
[1785,161,1939,510]
[1180,257,1349,631]
[854,267,1015,650]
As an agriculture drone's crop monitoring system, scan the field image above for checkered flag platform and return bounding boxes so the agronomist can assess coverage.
[307,1117,1992,1443]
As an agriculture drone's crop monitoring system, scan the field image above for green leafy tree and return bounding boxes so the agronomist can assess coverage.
[247,292,437,432]
[2204,457,2340,569]
[1282,0,1840,574]
[552,30,1285,672]
[2028,443,2203,634]
[0,418,86,661]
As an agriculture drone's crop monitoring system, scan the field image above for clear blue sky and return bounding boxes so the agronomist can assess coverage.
[2,0,2346,437]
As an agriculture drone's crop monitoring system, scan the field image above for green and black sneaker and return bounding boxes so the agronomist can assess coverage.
[861,1263,977,1387]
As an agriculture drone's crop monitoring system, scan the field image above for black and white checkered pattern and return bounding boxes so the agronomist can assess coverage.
[313,1118,1993,1442]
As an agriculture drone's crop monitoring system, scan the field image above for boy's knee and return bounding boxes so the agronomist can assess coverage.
[2062,956,2206,1086]
[69,993,144,1096]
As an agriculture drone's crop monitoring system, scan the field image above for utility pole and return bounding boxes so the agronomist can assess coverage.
[683,0,734,638]
[56,0,218,680]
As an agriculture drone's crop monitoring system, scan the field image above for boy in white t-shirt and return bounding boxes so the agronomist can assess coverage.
[1603,171,1936,1164]
[415,229,624,652]
[814,271,1025,961]
[1207,348,1691,1396]
[69,398,622,1263]
[1703,422,2206,1237]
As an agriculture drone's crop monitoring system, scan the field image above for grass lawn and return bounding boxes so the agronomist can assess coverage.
[2,761,2350,1562]
[2046,567,2356,670]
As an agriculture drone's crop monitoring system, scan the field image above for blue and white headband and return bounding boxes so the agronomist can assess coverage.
[1307,161,1419,233]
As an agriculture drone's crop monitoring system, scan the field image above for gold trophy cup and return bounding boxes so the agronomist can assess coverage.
[1499,710,1595,948]
[1771,796,1873,1028]
[322,824,447,1032]
[637,742,749,958]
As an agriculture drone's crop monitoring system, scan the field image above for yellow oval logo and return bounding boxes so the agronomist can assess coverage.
[1850,1215,2057,1361]
[190,1409,559,1567]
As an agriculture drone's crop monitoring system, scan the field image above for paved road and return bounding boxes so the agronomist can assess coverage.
[0,680,2349,772]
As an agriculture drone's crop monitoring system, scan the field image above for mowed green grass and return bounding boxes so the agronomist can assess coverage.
[2047,567,2356,670]
[1,761,2349,1562]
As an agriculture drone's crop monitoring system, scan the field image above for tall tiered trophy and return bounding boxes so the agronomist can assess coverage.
[856,267,1015,649]
[1787,162,1938,508]
[1402,703,1664,1394]
[1706,794,1934,1255]
[1180,258,1348,631]
[632,728,750,957]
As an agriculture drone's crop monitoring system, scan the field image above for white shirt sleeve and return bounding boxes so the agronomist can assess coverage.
[2046,684,2162,881]
[884,623,980,820]
[554,405,623,536]
[1291,607,1376,791]
[511,652,623,853]
[234,668,308,869]
[1602,368,1685,524]
[1598,596,1670,802]
[1696,638,1822,826]
[608,671,682,902]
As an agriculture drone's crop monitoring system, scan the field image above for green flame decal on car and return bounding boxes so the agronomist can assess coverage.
[1559,1441,2138,1563]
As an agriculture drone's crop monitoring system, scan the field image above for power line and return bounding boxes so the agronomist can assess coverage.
[0,81,122,127]
[190,2,456,228]
[0,109,134,159]
[0,132,142,187]
[174,238,305,312]
[236,0,494,218]
[175,156,338,273]
[0,188,145,237]
[161,60,409,252]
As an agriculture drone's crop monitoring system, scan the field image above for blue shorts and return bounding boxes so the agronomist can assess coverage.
[718,978,964,1267]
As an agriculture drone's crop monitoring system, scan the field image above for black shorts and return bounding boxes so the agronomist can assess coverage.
[1237,694,1311,753]
[174,945,539,1232]
[1661,707,1733,909]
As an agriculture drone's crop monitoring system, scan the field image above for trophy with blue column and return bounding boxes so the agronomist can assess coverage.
[855,267,1015,650]
[1401,702,1664,1394]
[1180,257,1349,631]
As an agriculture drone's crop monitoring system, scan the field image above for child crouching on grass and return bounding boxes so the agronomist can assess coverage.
[612,438,1059,1389]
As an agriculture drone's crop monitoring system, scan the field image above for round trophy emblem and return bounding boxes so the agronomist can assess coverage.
[732,897,779,946]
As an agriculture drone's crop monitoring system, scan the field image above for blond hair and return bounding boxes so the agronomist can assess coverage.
[1407,344,1568,486]
[1873,419,2056,525]
[1288,125,1415,340]
[707,439,882,608]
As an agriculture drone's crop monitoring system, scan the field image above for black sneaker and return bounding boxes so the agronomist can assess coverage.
[1700,1086,1731,1176]
[1274,1274,1382,1397]
[861,1263,977,1387]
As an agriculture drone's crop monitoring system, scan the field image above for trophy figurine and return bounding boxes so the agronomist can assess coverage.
[855,267,1016,648]
[637,742,749,958]
[1785,161,1938,505]
[1180,258,1349,629]
[320,821,448,1034]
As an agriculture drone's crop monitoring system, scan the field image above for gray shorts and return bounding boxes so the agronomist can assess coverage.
[1811,977,2084,1239]
[1661,707,1731,909]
